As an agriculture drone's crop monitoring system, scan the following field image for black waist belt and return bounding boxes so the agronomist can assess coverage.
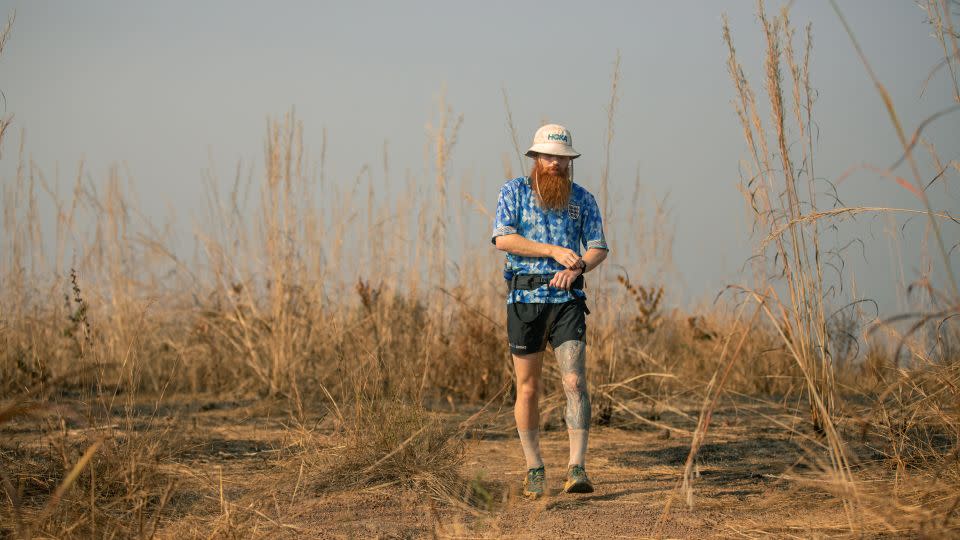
[510,273,584,291]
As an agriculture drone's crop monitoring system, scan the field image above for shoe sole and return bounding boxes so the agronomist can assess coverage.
[563,481,594,494]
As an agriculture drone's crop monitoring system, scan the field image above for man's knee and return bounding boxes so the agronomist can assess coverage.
[516,378,540,402]
[555,340,586,368]
[562,372,587,396]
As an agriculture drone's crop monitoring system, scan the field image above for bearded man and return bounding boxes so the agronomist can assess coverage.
[491,124,609,498]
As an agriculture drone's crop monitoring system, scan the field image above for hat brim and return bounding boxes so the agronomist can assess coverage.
[525,143,581,159]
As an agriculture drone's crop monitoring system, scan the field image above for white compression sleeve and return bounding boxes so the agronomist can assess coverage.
[518,429,544,469]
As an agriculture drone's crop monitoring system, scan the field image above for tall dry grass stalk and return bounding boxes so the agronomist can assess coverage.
[677,1,960,534]
[827,16,959,530]
[723,1,840,443]
[593,50,623,423]
[501,86,524,178]
[923,0,960,103]
[428,89,463,294]
[0,10,13,159]
[830,0,958,301]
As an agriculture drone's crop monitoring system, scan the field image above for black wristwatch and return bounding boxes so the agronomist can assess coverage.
[577,260,587,273]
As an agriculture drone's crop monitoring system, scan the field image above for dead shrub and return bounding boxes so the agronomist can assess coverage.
[299,398,466,504]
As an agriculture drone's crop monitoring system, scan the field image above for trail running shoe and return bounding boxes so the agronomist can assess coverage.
[523,466,546,499]
[563,464,594,493]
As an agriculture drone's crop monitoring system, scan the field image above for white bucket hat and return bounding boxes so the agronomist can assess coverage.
[525,124,581,159]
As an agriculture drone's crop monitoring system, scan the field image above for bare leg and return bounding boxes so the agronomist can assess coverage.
[513,351,544,468]
[555,340,590,466]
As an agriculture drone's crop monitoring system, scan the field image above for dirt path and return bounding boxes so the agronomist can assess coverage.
[452,426,849,538]
[232,425,852,538]
[4,399,877,538]
[163,401,859,538]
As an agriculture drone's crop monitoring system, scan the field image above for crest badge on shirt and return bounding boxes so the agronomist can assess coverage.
[567,203,581,220]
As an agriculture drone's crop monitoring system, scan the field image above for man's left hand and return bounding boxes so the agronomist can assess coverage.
[549,268,583,290]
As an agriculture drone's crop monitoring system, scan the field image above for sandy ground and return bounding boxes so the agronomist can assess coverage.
[4,398,899,539]
[296,423,854,538]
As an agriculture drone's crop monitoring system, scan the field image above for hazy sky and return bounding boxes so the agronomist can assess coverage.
[2,1,958,313]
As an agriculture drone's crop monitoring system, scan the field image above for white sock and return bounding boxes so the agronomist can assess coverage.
[518,429,544,469]
[568,429,589,467]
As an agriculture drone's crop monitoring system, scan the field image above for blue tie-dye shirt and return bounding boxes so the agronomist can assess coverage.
[491,176,609,304]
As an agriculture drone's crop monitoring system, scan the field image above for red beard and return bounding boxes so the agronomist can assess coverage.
[531,161,571,211]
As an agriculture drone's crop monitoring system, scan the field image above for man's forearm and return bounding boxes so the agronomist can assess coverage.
[581,248,608,273]
[494,234,557,258]
[495,234,608,272]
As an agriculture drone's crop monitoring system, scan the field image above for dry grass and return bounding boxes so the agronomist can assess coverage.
[1,2,959,537]
[297,399,467,503]
[659,0,960,535]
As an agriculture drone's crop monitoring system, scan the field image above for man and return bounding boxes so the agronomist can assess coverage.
[491,124,609,498]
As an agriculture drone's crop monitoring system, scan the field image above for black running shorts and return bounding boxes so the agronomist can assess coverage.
[506,300,587,355]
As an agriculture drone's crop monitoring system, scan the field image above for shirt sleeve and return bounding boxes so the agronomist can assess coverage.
[580,193,609,251]
[491,182,519,245]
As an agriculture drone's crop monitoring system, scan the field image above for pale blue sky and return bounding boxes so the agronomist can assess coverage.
[2,1,958,313]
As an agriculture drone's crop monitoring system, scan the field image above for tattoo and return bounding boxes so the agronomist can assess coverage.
[555,340,590,430]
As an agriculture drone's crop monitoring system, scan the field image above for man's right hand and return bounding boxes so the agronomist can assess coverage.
[551,246,583,270]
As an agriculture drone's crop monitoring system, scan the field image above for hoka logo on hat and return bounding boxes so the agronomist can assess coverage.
[525,123,581,159]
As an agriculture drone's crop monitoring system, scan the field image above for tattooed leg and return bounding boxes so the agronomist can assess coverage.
[555,340,590,465]
[556,340,590,428]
